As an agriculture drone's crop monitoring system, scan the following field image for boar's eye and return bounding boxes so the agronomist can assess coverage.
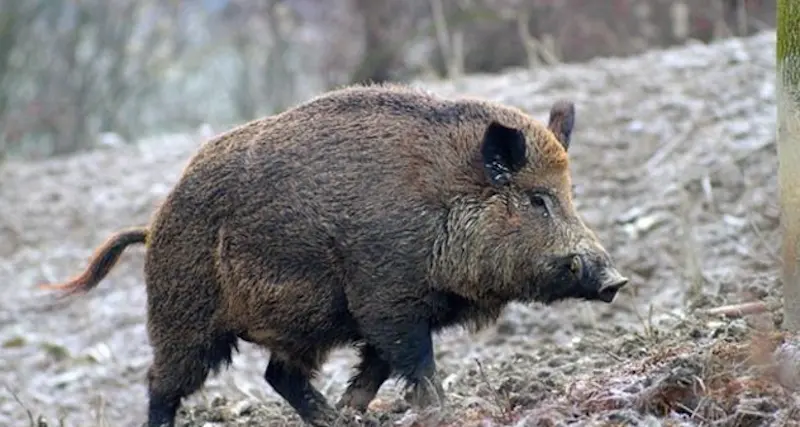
[569,254,583,277]
[530,192,553,218]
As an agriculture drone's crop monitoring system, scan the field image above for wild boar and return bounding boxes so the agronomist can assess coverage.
[42,83,629,427]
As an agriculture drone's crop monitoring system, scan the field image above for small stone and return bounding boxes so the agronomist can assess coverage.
[230,399,254,416]
[367,398,392,413]
[773,336,800,391]
[394,411,418,427]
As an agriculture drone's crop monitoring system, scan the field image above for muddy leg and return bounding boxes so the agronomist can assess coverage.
[264,356,339,427]
[336,344,391,412]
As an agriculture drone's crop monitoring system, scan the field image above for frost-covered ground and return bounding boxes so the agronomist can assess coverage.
[2,30,798,427]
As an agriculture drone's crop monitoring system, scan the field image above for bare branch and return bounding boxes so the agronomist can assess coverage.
[701,302,772,318]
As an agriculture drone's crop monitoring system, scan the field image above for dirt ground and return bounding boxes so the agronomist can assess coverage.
[2,30,799,427]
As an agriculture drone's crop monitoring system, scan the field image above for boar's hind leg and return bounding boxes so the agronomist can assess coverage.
[146,330,238,427]
[336,344,391,412]
[264,356,340,426]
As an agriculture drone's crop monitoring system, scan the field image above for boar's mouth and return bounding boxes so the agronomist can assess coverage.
[596,276,628,303]
[589,260,629,303]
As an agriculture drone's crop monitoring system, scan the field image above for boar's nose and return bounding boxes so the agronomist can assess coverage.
[597,267,628,303]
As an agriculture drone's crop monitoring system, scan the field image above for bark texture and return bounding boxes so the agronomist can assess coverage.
[777,0,800,331]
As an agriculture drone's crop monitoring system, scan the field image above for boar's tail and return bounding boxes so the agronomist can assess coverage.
[39,227,149,297]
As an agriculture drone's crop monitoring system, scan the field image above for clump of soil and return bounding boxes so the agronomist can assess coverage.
[2,30,795,427]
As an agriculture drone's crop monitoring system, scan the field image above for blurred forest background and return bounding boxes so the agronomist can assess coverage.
[0,0,776,160]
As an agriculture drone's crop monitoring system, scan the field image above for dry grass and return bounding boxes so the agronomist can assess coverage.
[149,317,799,427]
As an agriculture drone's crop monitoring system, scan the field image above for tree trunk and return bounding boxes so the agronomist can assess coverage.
[777,0,800,332]
[350,0,398,85]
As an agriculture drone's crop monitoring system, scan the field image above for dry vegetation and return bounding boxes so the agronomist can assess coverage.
[2,25,798,426]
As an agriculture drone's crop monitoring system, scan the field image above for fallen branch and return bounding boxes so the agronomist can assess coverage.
[701,301,773,318]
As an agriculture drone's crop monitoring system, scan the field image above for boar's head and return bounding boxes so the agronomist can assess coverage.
[434,100,628,306]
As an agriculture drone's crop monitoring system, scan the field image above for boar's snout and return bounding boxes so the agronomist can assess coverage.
[569,252,629,304]
[596,264,629,303]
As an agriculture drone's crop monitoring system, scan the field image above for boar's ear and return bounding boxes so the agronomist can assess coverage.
[547,100,576,151]
[480,121,527,187]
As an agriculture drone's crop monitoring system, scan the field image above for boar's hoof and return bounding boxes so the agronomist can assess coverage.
[403,377,446,409]
[335,388,375,412]
[306,407,342,427]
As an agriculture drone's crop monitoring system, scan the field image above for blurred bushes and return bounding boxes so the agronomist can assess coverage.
[0,0,774,159]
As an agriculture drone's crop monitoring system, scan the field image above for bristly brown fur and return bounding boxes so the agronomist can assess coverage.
[44,82,625,427]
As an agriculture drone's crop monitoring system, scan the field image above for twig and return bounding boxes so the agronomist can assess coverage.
[474,358,507,416]
[702,301,773,318]
[632,303,658,342]
[680,188,704,304]
[748,216,780,262]
[711,0,733,40]
[677,399,709,423]
[429,0,463,78]
[734,0,749,37]
[646,114,708,171]
[516,11,559,67]
[94,394,108,427]
[4,384,36,427]
[603,350,625,362]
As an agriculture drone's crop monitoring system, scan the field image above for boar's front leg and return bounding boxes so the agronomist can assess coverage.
[336,344,391,412]
[264,356,340,426]
[356,309,446,410]
[397,329,446,410]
